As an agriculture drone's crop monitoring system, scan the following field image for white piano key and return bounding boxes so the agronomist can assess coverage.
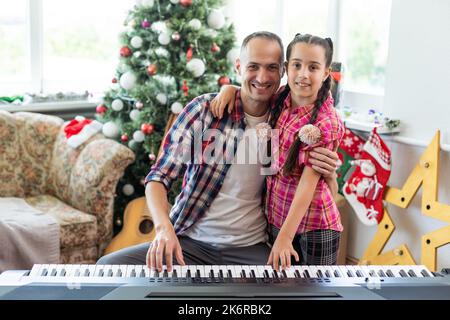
[133,265,143,277]
[284,266,296,278]
[241,265,251,278]
[264,265,274,278]
[390,265,409,277]
[315,266,328,278]
[322,266,335,278]
[77,265,89,277]
[338,266,352,278]
[225,265,238,278]
[71,264,82,277]
[357,265,370,277]
[257,266,267,278]
[362,265,377,278]
[409,265,425,277]
[142,266,150,277]
[248,265,261,278]
[204,266,213,278]
[308,266,320,278]
[125,265,135,277]
[29,264,44,277]
[172,265,182,277]
[218,266,229,278]
[188,265,197,278]
[211,266,221,278]
[181,266,189,277]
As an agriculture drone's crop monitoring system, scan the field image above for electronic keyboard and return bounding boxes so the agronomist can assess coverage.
[0,264,449,300]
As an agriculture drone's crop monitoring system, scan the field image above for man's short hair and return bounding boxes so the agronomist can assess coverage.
[240,31,284,66]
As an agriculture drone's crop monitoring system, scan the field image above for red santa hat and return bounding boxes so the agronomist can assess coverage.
[64,116,103,148]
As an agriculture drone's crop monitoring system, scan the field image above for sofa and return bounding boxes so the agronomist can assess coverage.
[0,110,135,264]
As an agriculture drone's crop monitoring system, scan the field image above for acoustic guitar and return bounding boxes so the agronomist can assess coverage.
[103,113,178,255]
[103,197,155,255]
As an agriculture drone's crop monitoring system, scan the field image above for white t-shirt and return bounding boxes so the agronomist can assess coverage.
[184,111,270,248]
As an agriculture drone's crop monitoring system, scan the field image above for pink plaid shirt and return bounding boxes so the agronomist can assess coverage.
[266,92,345,234]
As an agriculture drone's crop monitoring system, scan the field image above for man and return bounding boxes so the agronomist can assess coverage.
[97,32,339,271]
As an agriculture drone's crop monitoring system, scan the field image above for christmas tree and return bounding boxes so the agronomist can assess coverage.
[96,0,237,232]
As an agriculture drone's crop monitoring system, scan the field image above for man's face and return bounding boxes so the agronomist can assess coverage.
[236,38,283,105]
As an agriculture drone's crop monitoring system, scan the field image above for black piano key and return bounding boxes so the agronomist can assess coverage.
[399,270,408,277]
[303,270,310,278]
[325,270,331,278]
[241,270,247,278]
[317,270,324,278]
[282,270,288,278]
[116,269,122,277]
[347,270,354,277]
[333,270,341,277]
[369,270,376,277]
[407,269,417,277]
[355,270,364,277]
[294,270,301,278]
[107,269,113,277]
[264,270,270,278]
[209,270,215,278]
[250,270,256,278]
[219,270,224,278]
[386,269,395,277]
[272,270,279,278]
[377,270,386,277]
[84,269,90,277]
[130,269,136,277]
[421,269,430,277]
[186,270,192,278]
[98,269,104,277]
[163,270,168,278]
[60,269,66,276]
[196,270,201,278]
[50,269,57,276]
[140,269,146,277]
[172,269,178,278]
[227,270,233,278]
[41,268,48,276]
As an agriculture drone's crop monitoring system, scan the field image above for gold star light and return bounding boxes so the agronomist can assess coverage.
[359,131,450,271]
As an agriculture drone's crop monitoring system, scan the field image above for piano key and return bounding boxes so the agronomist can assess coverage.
[332,267,342,278]
[248,265,260,278]
[54,265,66,277]
[389,266,407,277]
[204,266,213,278]
[227,265,239,278]
[421,268,431,277]
[81,266,90,277]
[196,265,206,278]
[284,267,296,278]
[316,266,329,278]
[180,266,189,278]
[264,265,274,278]
[242,266,251,278]
[188,265,197,278]
[308,266,319,278]
[360,266,372,278]
[337,266,350,278]
[325,266,338,278]
[407,269,417,277]
[218,266,228,278]
[173,265,181,278]
[133,265,142,278]
[29,264,44,277]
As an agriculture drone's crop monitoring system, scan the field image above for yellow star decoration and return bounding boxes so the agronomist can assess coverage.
[359,131,450,271]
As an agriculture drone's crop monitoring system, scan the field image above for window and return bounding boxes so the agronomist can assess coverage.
[0,1,30,88]
[339,0,392,94]
[0,0,134,96]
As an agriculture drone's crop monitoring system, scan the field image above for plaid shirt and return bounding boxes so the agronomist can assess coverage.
[145,90,254,235]
[266,92,345,233]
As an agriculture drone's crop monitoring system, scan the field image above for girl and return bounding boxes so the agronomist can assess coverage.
[211,34,344,270]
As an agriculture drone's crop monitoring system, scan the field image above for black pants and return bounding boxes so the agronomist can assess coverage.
[270,226,341,265]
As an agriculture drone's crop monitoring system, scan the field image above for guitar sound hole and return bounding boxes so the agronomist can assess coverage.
[139,219,154,234]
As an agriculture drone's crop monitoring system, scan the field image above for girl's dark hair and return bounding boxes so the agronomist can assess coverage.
[267,33,334,175]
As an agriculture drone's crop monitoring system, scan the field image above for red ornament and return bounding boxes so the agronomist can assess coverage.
[112,78,117,83]
[186,45,193,62]
[211,43,220,53]
[147,64,157,76]
[218,76,231,86]
[180,0,192,7]
[141,123,155,135]
[120,46,132,57]
[96,104,107,114]
[121,134,129,142]
[182,80,189,97]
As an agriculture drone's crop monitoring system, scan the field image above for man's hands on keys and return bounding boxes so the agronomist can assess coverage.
[309,147,339,177]
[146,223,185,272]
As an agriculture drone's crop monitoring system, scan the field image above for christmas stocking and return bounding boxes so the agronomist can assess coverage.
[64,116,103,149]
[336,126,366,193]
[343,128,391,226]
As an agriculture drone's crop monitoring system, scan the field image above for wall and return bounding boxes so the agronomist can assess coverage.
[344,0,450,270]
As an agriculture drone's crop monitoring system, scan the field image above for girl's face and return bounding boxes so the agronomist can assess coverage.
[285,42,330,106]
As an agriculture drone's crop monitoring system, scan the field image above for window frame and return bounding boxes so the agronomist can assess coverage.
[2,0,387,110]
